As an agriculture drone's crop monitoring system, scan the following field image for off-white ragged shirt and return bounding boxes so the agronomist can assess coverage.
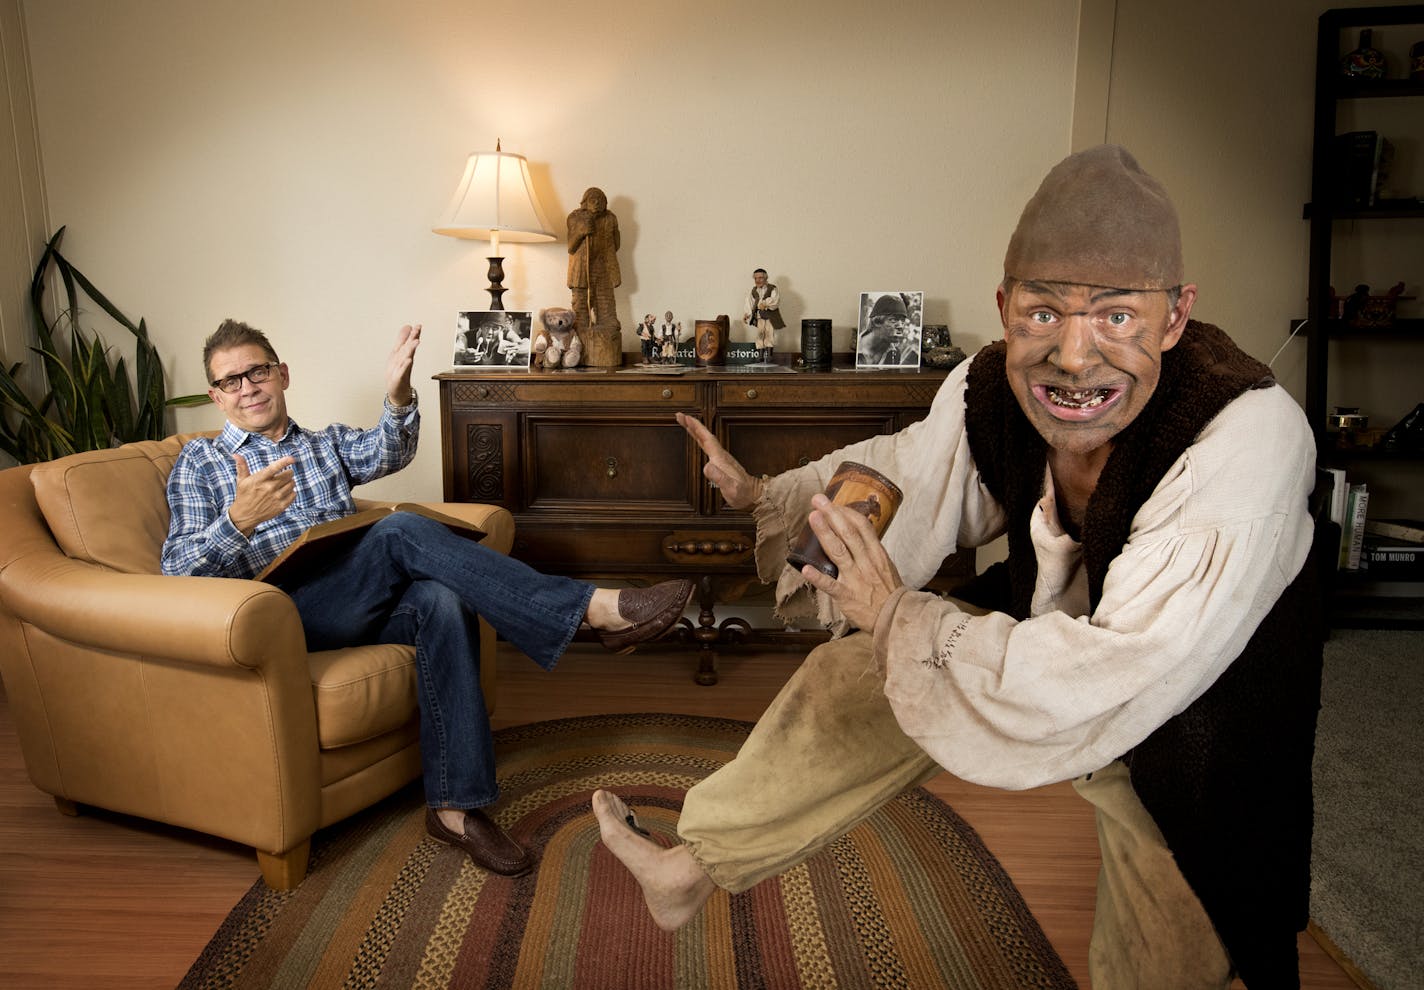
[752,353,1316,791]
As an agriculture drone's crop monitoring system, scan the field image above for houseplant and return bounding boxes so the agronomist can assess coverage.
[0,227,206,464]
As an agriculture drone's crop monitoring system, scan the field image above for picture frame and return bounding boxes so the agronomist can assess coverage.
[855,291,923,370]
[453,310,533,369]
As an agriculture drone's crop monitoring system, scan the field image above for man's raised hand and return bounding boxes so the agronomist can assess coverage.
[387,324,422,406]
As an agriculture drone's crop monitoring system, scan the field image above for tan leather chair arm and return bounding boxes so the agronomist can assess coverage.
[0,553,305,670]
[350,500,515,554]
[408,502,515,554]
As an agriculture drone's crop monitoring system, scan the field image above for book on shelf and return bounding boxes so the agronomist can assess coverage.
[1364,518,1424,544]
[1324,463,1347,518]
[1341,482,1369,571]
[1359,534,1424,580]
[257,504,485,585]
[1333,130,1392,208]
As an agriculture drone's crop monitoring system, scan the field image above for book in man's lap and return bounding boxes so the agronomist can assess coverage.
[257,504,485,585]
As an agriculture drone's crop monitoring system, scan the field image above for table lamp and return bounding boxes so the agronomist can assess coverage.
[433,141,556,310]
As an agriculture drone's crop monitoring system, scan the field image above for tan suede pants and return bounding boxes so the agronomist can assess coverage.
[1074,761,1233,988]
[678,632,1233,989]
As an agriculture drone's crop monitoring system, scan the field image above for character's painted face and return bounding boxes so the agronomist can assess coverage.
[999,280,1191,456]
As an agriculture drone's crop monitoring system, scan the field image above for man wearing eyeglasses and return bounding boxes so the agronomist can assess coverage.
[594,146,1324,988]
[161,319,692,878]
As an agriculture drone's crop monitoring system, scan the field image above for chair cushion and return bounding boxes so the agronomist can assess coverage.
[29,433,211,574]
[308,644,418,749]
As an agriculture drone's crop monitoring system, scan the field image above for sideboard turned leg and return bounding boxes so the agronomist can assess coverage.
[692,575,720,685]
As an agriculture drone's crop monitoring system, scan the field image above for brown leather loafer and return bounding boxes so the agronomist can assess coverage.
[596,578,695,654]
[425,807,533,877]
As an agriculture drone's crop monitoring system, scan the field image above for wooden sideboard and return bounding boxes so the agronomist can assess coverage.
[435,358,973,683]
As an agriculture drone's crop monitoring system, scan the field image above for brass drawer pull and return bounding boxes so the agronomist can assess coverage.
[664,538,752,556]
[606,456,618,478]
[661,388,673,399]
[745,388,758,400]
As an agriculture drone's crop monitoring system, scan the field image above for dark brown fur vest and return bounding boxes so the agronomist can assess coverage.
[961,321,1323,988]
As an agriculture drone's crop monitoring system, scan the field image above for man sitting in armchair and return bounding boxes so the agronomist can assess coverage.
[162,318,693,876]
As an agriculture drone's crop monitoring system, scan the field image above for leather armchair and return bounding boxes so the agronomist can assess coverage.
[0,433,513,889]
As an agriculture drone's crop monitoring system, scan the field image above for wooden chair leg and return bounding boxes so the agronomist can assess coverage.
[53,796,78,817]
[256,839,311,890]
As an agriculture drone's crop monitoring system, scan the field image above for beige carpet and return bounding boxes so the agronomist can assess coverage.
[1311,628,1424,990]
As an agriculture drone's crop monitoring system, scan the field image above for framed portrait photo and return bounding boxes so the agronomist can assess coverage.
[453,310,533,369]
[855,291,923,370]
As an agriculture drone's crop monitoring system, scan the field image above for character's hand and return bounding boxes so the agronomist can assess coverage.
[228,454,297,536]
[386,324,421,406]
[676,411,761,509]
[798,494,904,633]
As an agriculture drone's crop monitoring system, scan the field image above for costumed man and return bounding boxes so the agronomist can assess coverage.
[743,268,784,362]
[592,145,1324,989]
[163,319,692,878]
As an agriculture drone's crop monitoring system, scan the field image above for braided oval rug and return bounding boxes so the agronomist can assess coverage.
[181,713,1075,989]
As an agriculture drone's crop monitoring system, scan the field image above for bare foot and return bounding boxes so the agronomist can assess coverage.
[591,789,717,931]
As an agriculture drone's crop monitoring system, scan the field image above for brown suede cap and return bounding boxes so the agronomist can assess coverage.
[1003,145,1183,290]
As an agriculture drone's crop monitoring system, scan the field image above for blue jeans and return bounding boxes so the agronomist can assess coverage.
[283,512,594,810]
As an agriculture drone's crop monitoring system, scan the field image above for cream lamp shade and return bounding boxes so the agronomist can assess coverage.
[433,142,556,309]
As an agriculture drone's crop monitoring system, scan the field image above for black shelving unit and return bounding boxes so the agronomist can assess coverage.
[1305,6,1424,628]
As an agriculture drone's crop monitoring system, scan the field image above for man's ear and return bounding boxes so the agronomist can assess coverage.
[1160,284,1197,352]
[996,287,1009,338]
[278,362,291,390]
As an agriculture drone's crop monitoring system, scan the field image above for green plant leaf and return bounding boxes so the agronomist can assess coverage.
[6,226,194,462]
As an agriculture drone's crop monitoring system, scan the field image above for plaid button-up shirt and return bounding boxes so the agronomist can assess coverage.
[161,395,418,579]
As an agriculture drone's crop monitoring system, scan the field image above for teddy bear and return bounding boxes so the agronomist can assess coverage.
[532,307,583,369]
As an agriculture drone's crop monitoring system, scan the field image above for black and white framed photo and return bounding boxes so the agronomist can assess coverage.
[855,291,923,370]
[453,310,533,369]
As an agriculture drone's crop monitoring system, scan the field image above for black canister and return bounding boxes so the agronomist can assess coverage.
[800,318,831,369]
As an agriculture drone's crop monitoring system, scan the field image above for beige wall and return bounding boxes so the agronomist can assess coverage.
[17,0,1081,498]
[0,0,47,456]
[9,0,1413,498]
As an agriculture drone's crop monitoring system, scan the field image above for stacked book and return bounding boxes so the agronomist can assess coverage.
[1360,518,1424,581]
[1324,468,1371,570]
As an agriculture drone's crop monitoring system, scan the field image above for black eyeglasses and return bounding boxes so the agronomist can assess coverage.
[211,362,279,393]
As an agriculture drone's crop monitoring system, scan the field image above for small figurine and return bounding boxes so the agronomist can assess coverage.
[657,311,683,364]
[638,314,657,364]
[743,268,784,363]
[1342,282,1406,329]
[567,187,622,366]
[532,307,583,369]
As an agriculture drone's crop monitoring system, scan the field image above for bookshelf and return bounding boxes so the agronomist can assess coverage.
[1305,6,1424,629]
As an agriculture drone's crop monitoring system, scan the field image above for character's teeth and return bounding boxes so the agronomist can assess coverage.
[1048,387,1110,408]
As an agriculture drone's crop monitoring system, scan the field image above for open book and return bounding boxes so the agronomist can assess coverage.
[257,503,486,584]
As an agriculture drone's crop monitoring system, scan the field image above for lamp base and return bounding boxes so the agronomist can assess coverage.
[485,256,506,310]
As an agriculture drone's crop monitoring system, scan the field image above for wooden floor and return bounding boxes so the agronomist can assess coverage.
[0,644,1357,989]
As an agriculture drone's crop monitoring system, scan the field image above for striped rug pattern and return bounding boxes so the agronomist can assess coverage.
[182,713,1075,989]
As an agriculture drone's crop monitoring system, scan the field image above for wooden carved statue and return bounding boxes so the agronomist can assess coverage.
[567,187,623,366]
